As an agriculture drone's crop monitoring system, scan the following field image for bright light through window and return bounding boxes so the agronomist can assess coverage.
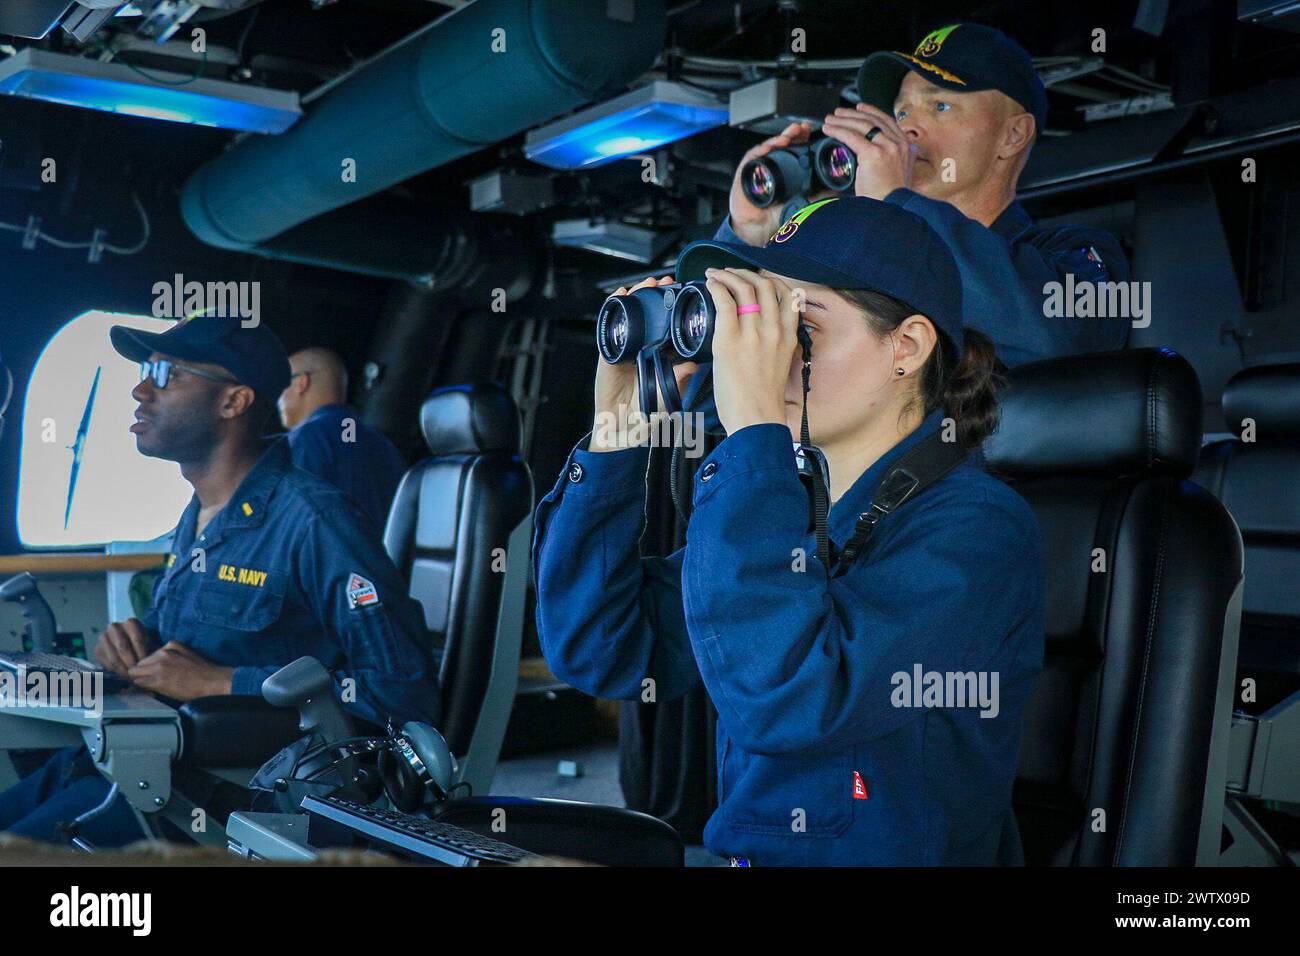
[17,311,192,548]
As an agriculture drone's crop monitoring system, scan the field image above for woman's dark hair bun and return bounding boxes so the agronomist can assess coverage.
[941,328,1001,449]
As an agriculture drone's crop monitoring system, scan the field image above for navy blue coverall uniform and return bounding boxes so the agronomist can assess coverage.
[533,409,1045,865]
[716,188,1130,367]
[0,436,439,845]
[287,402,408,533]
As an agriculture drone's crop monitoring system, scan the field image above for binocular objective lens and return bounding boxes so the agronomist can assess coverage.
[599,301,630,361]
[613,316,628,350]
[680,300,709,353]
[671,286,714,359]
[745,161,776,206]
[821,142,856,189]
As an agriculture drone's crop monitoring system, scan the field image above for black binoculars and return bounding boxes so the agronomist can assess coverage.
[597,281,718,417]
[740,138,857,209]
[598,281,718,365]
[596,282,813,418]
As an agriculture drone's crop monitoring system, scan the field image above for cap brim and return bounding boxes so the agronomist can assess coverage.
[677,240,871,291]
[856,50,983,110]
[109,324,205,365]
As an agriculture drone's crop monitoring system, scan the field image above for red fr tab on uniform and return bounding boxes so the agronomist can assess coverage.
[853,771,869,800]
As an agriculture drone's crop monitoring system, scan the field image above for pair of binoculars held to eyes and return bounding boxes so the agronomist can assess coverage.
[740,137,858,209]
[596,281,812,418]
[597,281,717,417]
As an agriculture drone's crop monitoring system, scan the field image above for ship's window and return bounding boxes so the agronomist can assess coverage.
[17,311,191,548]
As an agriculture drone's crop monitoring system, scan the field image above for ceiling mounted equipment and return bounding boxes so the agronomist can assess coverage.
[523,80,728,169]
[552,219,673,263]
[728,78,842,135]
[1238,0,1300,33]
[0,1,252,43]
[0,47,301,133]
[180,0,667,279]
[0,0,88,39]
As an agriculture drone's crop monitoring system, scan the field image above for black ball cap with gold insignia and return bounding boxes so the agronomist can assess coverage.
[857,22,1047,132]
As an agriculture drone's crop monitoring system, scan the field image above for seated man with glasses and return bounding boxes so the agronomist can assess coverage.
[0,315,439,847]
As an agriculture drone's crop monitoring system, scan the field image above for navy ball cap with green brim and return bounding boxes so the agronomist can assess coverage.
[856,22,1047,132]
[676,196,965,357]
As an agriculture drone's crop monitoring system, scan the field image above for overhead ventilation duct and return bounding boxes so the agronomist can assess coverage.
[180,0,666,282]
[248,195,539,293]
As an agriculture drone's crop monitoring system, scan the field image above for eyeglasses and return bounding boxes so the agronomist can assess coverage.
[140,359,240,390]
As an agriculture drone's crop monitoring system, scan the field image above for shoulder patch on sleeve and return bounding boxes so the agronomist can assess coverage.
[346,573,380,610]
[1057,241,1112,280]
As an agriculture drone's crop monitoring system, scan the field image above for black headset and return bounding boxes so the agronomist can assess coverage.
[376,723,456,810]
[279,721,458,812]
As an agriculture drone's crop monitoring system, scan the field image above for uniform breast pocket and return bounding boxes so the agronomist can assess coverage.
[195,571,288,632]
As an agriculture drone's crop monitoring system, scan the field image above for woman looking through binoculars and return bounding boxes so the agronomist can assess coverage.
[531,196,1044,866]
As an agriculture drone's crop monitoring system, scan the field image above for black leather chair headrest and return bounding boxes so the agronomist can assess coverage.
[985,348,1202,479]
[420,382,520,456]
[1221,363,1300,441]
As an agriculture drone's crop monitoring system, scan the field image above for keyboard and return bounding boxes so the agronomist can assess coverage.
[0,652,130,693]
[300,794,537,866]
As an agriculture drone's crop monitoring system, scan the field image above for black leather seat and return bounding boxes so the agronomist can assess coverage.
[1194,364,1300,864]
[169,383,534,844]
[384,381,534,792]
[383,383,684,865]
[985,348,1244,866]
[1195,364,1300,695]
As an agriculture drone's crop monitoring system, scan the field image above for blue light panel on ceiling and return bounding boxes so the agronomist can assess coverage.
[525,84,729,170]
[0,49,301,134]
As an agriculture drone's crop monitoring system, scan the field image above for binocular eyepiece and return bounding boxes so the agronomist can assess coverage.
[740,138,857,209]
[597,281,719,365]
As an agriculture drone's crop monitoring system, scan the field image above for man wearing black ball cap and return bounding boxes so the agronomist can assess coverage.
[715,21,1130,369]
[0,315,438,846]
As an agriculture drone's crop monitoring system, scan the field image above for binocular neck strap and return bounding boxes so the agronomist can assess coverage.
[655,351,684,416]
[831,430,969,578]
[799,327,832,570]
[798,330,969,579]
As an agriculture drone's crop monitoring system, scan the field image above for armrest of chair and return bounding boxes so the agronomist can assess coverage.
[428,795,684,866]
[1228,683,1300,803]
[178,695,303,767]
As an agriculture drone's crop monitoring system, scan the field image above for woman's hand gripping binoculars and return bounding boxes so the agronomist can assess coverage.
[591,276,701,453]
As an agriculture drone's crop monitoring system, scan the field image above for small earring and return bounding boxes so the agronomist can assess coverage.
[896,367,906,377]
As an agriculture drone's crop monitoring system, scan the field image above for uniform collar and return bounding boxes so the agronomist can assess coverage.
[179,436,293,547]
[991,199,1033,241]
[827,408,948,542]
[225,436,293,528]
[299,403,352,429]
